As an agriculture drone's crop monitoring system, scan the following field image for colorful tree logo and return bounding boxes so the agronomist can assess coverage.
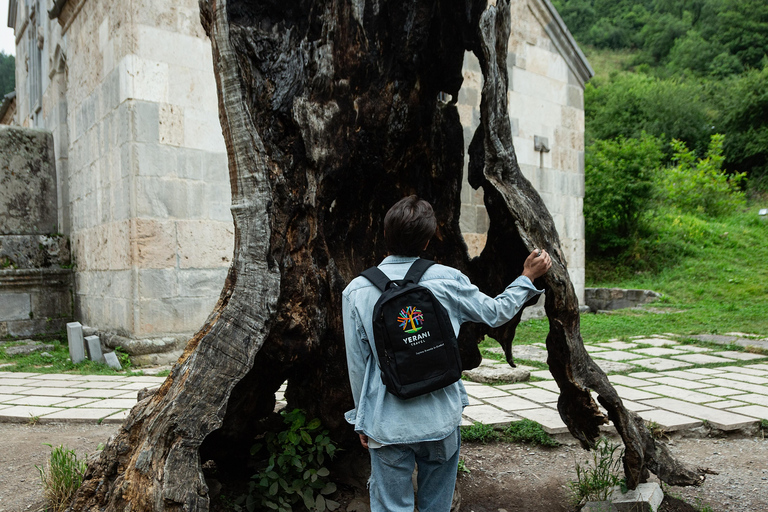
[398,306,424,333]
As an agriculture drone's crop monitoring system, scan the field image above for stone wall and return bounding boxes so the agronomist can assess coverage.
[53,0,231,336]
[0,126,73,336]
[457,0,587,305]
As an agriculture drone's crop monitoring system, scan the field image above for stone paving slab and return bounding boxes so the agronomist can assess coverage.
[636,409,701,431]
[674,345,711,353]
[0,405,66,421]
[462,404,516,425]
[650,376,713,389]
[632,347,687,357]
[3,395,72,406]
[597,341,639,350]
[17,387,78,397]
[713,351,767,361]
[686,368,726,375]
[594,360,638,373]
[639,398,756,430]
[640,385,720,404]
[506,387,560,403]
[608,375,653,388]
[41,408,125,423]
[726,405,768,419]
[631,358,693,371]
[671,353,735,364]
[700,378,767,394]
[483,395,542,411]
[720,365,768,376]
[707,399,750,409]
[699,386,747,397]
[592,350,646,361]
[513,407,569,434]
[610,385,660,401]
[630,338,677,346]
[718,372,768,385]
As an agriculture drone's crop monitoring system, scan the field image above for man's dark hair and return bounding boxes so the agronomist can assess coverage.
[384,195,437,256]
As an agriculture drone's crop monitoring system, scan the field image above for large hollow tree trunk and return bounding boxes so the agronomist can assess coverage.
[69,1,706,510]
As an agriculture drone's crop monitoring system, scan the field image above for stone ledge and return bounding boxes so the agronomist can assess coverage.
[585,288,661,312]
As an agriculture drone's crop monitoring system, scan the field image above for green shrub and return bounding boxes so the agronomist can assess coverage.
[584,133,663,254]
[36,444,88,512]
[660,134,746,216]
[460,421,499,444]
[503,419,560,447]
[238,409,339,512]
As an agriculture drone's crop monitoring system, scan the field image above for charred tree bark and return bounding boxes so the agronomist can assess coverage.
[70,1,706,510]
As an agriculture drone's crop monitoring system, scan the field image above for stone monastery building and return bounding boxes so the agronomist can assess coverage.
[5,0,592,344]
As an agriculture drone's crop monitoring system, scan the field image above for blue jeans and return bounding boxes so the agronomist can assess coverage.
[368,427,460,512]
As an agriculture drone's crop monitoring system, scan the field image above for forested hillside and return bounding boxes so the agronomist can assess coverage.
[0,52,14,98]
[551,0,768,277]
[552,0,767,193]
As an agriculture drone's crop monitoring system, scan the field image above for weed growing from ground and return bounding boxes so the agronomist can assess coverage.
[457,458,470,474]
[568,437,625,506]
[36,444,88,512]
[503,419,559,447]
[460,422,499,444]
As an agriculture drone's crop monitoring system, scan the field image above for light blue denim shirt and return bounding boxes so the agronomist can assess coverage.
[342,255,544,445]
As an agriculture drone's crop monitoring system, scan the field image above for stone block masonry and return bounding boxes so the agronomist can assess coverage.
[0,127,58,235]
[0,127,75,337]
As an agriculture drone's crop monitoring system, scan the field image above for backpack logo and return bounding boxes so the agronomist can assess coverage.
[397,306,424,333]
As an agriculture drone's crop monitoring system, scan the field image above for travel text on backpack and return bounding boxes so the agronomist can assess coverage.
[360,259,463,399]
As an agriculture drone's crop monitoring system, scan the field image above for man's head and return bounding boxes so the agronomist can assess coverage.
[384,195,436,256]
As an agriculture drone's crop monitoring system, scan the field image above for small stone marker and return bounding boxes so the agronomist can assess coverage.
[104,351,122,370]
[85,335,104,363]
[66,322,86,364]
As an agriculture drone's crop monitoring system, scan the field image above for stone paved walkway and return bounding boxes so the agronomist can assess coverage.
[462,334,768,434]
[1,334,767,435]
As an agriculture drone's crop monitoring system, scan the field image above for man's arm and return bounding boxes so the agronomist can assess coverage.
[456,250,551,327]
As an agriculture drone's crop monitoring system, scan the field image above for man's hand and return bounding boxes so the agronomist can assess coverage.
[359,433,369,449]
[522,249,552,281]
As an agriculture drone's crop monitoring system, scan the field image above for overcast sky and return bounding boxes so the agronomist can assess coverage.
[1,0,16,56]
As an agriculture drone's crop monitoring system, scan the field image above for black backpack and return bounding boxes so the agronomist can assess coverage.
[360,259,463,399]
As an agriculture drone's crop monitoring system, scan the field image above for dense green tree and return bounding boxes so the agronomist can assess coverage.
[584,134,663,254]
[554,0,766,76]
[717,66,768,190]
[0,52,15,97]
[585,73,712,154]
[713,0,768,70]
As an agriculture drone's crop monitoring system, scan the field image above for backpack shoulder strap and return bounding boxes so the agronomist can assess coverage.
[403,258,435,284]
[360,266,391,292]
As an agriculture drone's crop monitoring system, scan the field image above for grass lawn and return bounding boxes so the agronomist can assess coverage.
[484,208,768,348]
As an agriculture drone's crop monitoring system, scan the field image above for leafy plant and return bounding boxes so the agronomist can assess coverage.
[568,437,625,506]
[36,444,88,512]
[646,420,670,441]
[584,133,663,254]
[237,409,339,512]
[460,422,499,444]
[660,134,746,216]
[457,458,471,474]
[503,419,560,447]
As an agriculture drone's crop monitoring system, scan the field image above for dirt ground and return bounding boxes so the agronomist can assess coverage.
[1,423,766,512]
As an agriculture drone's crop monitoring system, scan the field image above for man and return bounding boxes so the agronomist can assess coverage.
[342,195,551,512]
